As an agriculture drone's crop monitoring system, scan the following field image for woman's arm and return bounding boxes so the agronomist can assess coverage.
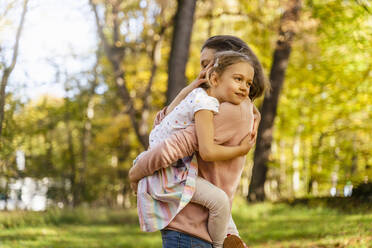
[128,124,198,183]
[195,110,254,161]
[153,107,168,126]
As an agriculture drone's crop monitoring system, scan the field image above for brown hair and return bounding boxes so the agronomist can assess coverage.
[207,51,253,82]
[202,35,270,100]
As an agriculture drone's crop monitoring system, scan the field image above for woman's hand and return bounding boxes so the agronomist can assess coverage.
[130,181,138,195]
[241,104,260,153]
[128,166,139,195]
[252,105,261,140]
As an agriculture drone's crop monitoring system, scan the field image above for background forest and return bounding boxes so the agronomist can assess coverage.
[0,0,371,209]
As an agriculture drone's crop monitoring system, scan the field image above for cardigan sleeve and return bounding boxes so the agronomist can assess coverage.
[153,106,168,126]
[129,124,198,182]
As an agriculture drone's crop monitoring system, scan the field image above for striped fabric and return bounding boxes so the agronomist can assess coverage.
[137,156,198,232]
[135,88,219,232]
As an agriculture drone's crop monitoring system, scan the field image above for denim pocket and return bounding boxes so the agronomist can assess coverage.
[161,230,180,248]
[190,238,212,248]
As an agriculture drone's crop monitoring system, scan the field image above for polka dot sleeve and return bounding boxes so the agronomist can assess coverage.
[191,88,220,115]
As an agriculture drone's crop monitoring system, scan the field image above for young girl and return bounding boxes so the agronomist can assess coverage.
[134,51,256,248]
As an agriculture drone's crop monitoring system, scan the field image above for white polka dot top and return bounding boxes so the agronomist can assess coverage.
[149,88,219,148]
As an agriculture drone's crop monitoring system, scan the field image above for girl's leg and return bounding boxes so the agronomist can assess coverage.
[225,216,247,248]
[226,215,239,237]
[191,177,230,248]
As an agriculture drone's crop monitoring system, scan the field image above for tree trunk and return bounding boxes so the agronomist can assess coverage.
[79,52,99,204]
[65,110,80,207]
[89,0,168,148]
[166,0,197,104]
[248,0,301,202]
[0,0,28,139]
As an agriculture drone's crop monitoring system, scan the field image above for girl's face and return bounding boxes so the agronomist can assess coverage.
[210,62,254,105]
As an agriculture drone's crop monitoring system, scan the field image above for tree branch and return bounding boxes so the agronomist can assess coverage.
[197,11,265,25]
[0,0,17,19]
[89,0,112,58]
[0,0,29,139]
[355,0,371,14]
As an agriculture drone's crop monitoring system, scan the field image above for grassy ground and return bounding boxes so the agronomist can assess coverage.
[0,198,371,248]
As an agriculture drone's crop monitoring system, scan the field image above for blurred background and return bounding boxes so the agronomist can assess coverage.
[1,0,371,210]
[0,0,372,248]
[0,0,371,247]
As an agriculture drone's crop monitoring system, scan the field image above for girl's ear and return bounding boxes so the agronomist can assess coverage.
[208,71,219,87]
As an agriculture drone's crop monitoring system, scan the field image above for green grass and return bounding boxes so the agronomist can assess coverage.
[0,198,371,248]
[231,197,372,248]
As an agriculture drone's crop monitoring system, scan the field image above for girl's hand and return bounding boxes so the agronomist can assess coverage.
[187,78,208,90]
[165,62,213,116]
[239,133,256,154]
[187,62,213,90]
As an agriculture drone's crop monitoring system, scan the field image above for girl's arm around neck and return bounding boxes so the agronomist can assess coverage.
[195,110,253,161]
[166,86,193,115]
[165,66,211,116]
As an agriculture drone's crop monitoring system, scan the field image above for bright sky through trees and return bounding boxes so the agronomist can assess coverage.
[2,0,97,101]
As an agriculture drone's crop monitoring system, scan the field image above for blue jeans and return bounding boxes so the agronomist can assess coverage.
[161,229,213,248]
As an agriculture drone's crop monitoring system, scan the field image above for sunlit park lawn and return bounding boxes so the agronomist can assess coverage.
[1,197,371,248]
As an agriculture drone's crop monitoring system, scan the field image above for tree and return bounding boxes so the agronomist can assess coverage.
[89,0,170,148]
[1,0,369,208]
[0,0,28,140]
[166,0,197,104]
[248,0,302,202]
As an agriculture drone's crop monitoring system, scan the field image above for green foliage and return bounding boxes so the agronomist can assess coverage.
[271,0,372,197]
[1,0,371,205]
[352,182,372,200]
[0,207,138,229]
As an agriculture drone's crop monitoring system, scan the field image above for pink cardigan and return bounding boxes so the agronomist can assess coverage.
[131,99,255,242]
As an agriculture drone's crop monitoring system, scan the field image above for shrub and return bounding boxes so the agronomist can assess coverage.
[352,182,372,202]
